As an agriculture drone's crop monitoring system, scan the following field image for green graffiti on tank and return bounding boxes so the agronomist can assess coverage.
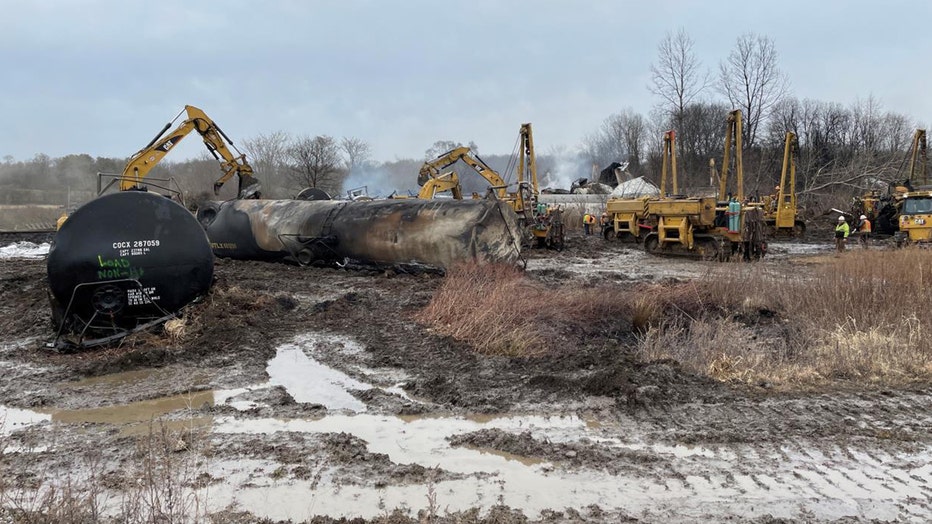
[97,255,144,280]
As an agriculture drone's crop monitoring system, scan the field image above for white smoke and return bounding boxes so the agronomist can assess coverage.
[538,153,591,192]
[341,160,420,199]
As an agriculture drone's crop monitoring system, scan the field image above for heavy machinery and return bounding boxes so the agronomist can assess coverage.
[640,110,766,260]
[518,123,564,250]
[416,124,564,249]
[760,131,806,237]
[852,129,932,244]
[117,104,261,199]
[894,129,932,245]
[417,171,464,200]
[601,130,677,243]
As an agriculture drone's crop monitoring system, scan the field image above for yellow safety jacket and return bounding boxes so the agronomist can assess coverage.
[835,222,850,238]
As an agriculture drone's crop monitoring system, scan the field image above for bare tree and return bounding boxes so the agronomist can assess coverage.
[649,28,708,129]
[581,109,647,175]
[718,33,790,149]
[286,135,346,195]
[424,140,478,159]
[678,101,731,188]
[242,130,291,198]
[339,136,372,174]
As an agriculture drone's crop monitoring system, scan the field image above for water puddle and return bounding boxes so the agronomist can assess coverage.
[49,391,213,425]
[0,405,51,435]
[266,339,370,412]
[29,332,400,436]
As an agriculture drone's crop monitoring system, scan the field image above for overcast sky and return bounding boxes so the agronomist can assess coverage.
[1,0,929,163]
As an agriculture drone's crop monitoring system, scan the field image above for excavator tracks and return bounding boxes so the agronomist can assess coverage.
[643,234,725,261]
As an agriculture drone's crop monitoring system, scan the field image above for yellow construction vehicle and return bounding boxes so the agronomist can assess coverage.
[852,129,931,243]
[640,110,766,260]
[895,129,932,245]
[119,105,261,199]
[417,171,464,200]
[518,123,564,250]
[416,124,563,248]
[417,146,521,203]
[761,131,806,237]
[602,130,676,243]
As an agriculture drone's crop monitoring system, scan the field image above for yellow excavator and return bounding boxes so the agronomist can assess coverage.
[895,129,932,245]
[416,124,564,248]
[417,170,464,200]
[119,104,261,199]
[417,146,516,200]
[58,105,262,230]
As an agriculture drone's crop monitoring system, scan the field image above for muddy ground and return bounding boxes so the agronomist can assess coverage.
[0,231,930,523]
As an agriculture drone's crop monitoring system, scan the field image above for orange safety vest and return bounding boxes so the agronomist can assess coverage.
[860,219,872,233]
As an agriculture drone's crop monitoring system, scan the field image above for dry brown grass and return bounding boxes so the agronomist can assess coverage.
[636,248,932,386]
[415,262,632,356]
[421,250,932,386]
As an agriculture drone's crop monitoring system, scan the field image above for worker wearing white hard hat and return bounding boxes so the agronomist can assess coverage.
[834,215,850,254]
[856,214,872,249]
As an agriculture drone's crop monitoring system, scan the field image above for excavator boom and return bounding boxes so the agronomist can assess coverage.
[418,147,508,198]
[120,105,261,199]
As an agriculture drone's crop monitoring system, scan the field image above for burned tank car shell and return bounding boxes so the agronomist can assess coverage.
[197,198,523,269]
[47,191,214,329]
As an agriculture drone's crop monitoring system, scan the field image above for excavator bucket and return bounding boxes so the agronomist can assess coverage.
[236,174,262,199]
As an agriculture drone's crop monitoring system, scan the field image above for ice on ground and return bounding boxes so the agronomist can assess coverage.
[0,242,50,259]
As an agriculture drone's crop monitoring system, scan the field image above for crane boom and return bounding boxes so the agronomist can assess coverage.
[719,110,744,202]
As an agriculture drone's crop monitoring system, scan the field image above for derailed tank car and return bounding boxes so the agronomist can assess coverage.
[47,191,214,349]
[196,198,523,269]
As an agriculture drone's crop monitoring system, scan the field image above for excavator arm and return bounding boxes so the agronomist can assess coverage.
[418,147,508,199]
[120,105,261,199]
[417,171,464,199]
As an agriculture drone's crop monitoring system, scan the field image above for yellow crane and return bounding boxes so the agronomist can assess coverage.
[763,131,805,237]
[602,129,677,243]
[640,110,766,260]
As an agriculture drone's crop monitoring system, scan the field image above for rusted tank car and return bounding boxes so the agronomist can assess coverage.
[196,198,523,269]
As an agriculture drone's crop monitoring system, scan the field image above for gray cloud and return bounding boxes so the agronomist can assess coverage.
[1,0,930,162]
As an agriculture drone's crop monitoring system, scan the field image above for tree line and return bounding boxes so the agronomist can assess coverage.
[1,30,927,211]
[583,30,927,211]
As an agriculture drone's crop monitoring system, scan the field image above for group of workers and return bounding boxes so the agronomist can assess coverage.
[581,212,609,236]
[835,214,871,253]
